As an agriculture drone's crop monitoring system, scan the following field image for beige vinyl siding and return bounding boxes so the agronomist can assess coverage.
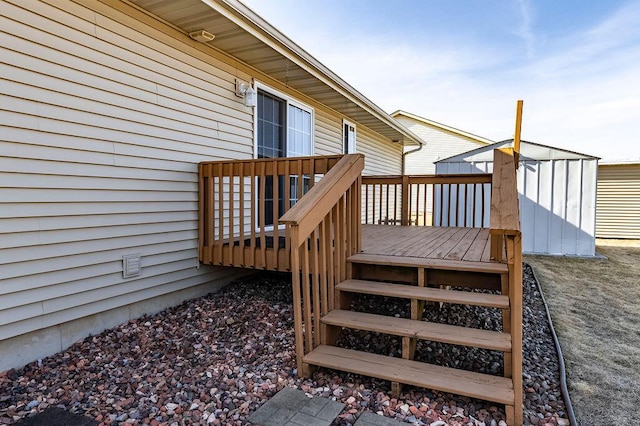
[1,0,403,370]
[0,0,255,357]
[315,109,402,175]
[358,125,403,175]
[397,115,485,175]
[596,164,640,239]
[396,115,484,222]
[315,109,343,155]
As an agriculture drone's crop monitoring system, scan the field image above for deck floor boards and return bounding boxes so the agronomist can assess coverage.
[362,225,498,265]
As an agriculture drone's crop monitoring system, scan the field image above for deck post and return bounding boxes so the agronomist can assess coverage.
[401,175,409,226]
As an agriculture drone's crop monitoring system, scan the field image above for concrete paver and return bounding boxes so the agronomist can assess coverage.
[247,387,345,426]
[353,411,405,425]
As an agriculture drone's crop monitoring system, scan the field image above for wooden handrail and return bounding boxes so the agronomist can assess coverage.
[283,154,364,375]
[280,154,365,246]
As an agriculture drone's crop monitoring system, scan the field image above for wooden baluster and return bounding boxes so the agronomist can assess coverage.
[259,162,266,269]
[415,182,421,226]
[423,182,428,226]
[309,157,316,189]
[319,218,328,316]
[289,227,304,375]
[216,163,224,265]
[438,183,443,227]
[393,183,398,223]
[326,209,335,311]
[249,162,256,268]
[356,178,362,252]
[228,163,235,266]
[206,164,215,264]
[471,183,476,228]
[312,226,320,345]
[463,183,468,228]
[302,240,313,354]
[365,184,369,224]
[378,183,383,224]
[239,163,245,266]
[297,159,304,202]
[272,160,279,270]
[371,184,376,224]
[482,182,486,228]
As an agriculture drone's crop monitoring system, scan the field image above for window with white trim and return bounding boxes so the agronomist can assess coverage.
[255,85,314,226]
[343,119,356,154]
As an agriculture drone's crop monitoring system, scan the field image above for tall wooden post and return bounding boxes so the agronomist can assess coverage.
[513,100,523,168]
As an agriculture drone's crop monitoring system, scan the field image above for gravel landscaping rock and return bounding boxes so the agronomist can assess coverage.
[0,266,568,425]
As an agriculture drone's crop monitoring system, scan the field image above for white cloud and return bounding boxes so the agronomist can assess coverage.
[513,0,536,58]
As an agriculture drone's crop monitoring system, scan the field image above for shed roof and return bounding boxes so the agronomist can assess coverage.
[436,139,599,163]
[128,0,423,146]
[391,110,494,145]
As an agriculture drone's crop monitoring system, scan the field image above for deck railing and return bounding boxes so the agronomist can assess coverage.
[280,154,364,375]
[361,174,493,227]
[198,155,343,270]
[489,147,523,425]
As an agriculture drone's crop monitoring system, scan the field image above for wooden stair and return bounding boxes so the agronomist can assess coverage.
[304,345,515,405]
[321,309,511,352]
[348,252,509,274]
[337,279,509,309]
[302,251,520,424]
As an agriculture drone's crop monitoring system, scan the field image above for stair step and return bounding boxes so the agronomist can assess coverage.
[304,345,514,405]
[322,310,511,352]
[337,279,510,309]
[348,253,508,274]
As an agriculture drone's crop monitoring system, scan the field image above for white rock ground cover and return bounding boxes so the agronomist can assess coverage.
[0,266,568,426]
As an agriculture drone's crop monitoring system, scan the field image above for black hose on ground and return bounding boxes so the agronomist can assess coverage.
[526,263,578,425]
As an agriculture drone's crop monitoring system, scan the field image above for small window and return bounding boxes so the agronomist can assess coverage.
[343,119,356,154]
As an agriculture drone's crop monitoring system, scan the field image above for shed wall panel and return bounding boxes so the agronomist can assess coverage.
[436,157,597,256]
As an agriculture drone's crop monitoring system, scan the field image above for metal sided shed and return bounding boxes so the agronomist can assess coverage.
[436,140,599,256]
[597,161,640,239]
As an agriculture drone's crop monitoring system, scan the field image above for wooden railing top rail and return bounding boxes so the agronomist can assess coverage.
[362,174,492,185]
[280,154,365,246]
[199,154,343,176]
[490,148,520,235]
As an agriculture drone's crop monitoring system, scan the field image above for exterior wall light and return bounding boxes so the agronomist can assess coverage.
[236,79,257,108]
[189,30,215,43]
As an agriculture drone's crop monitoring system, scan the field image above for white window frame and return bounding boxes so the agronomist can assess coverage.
[253,81,314,159]
[252,82,315,231]
[342,119,357,154]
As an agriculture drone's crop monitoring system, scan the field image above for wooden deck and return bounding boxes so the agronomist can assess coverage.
[199,152,523,424]
[361,224,497,263]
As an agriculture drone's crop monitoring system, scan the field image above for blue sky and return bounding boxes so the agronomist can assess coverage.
[241,0,640,161]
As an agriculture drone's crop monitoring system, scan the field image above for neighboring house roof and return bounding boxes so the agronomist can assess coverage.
[391,110,493,145]
[436,139,600,163]
[129,0,423,146]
